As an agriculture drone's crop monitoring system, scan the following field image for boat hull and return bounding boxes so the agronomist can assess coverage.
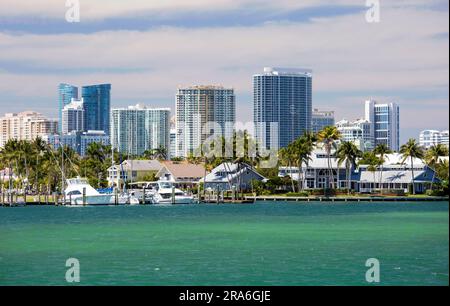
[70,195,114,205]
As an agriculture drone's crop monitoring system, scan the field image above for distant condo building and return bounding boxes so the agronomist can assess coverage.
[176,85,235,157]
[312,109,335,134]
[58,83,78,134]
[254,67,312,150]
[365,100,400,151]
[336,119,374,151]
[62,99,85,135]
[43,130,110,157]
[419,130,449,149]
[170,129,177,159]
[110,104,170,156]
[0,111,58,148]
[82,84,111,136]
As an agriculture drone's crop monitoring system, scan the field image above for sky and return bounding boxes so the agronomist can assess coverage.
[0,0,448,144]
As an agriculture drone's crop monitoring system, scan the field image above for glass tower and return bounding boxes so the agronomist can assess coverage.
[110,104,170,156]
[82,84,111,135]
[253,67,312,150]
[58,83,78,134]
[176,86,236,157]
[365,100,400,151]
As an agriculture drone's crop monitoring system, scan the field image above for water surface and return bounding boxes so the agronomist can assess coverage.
[0,202,448,286]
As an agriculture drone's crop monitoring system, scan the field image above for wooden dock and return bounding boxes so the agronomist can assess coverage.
[245,196,449,203]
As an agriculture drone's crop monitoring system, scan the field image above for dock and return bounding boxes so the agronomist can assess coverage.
[245,196,449,203]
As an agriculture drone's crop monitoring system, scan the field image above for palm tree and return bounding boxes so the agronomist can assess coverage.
[373,144,393,194]
[279,146,296,192]
[143,146,168,160]
[400,139,425,195]
[292,133,316,192]
[317,126,341,189]
[425,144,449,190]
[336,141,362,194]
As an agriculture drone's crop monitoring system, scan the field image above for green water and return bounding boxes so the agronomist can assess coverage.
[0,202,448,286]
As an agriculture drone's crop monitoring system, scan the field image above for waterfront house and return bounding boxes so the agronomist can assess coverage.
[278,149,347,189]
[107,159,163,187]
[156,161,205,188]
[278,151,439,194]
[199,162,267,192]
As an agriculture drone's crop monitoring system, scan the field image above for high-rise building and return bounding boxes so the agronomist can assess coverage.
[169,129,177,159]
[336,119,374,151]
[0,111,58,147]
[254,67,312,150]
[62,98,85,135]
[365,100,400,151]
[176,85,235,157]
[110,104,170,156]
[419,130,449,149]
[82,84,111,136]
[58,83,78,134]
[441,130,449,148]
[312,109,335,134]
[43,130,110,157]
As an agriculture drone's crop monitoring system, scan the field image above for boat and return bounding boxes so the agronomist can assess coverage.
[129,181,194,204]
[64,177,116,205]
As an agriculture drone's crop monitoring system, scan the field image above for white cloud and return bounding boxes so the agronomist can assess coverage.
[0,0,445,20]
[0,1,448,137]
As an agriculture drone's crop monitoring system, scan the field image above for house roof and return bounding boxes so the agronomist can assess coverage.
[108,160,163,172]
[157,161,205,179]
[200,162,267,183]
[356,169,436,184]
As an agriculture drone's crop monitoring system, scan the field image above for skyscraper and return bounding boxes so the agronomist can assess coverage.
[336,119,374,152]
[61,98,85,135]
[312,109,335,134]
[365,100,400,151]
[176,86,236,157]
[419,130,449,149]
[82,84,111,136]
[0,111,58,147]
[110,104,170,156]
[58,83,78,134]
[253,67,312,150]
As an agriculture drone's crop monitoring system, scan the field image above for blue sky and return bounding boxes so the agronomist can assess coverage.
[0,0,448,143]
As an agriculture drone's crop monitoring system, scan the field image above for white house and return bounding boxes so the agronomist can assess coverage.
[278,151,440,194]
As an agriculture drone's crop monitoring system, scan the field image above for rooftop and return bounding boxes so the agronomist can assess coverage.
[256,67,313,77]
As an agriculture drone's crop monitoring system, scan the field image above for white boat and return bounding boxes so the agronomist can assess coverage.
[64,177,115,205]
[117,192,140,205]
[129,181,194,204]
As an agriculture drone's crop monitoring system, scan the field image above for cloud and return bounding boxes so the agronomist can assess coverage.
[0,1,448,143]
[0,0,445,20]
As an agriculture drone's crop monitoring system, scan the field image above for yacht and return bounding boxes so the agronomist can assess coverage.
[129,181,194,204]
[65,177,138,205]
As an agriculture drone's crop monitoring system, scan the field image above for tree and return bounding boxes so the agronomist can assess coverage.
[279,146,296,192]
[336,141,362,194]
[144,146,168,160]
[292,132,316,192]
[373,144,393,194]
[400,139,425,195]
[317,126,341,189]
[425,144,449,190]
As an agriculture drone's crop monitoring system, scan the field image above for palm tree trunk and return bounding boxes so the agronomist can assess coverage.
[411,160,416,195]
[346,161,350,195]
[379,163,383,195]
[289,162,295,192]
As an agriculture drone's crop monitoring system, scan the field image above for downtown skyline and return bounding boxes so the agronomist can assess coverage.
[0,0,448,144]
